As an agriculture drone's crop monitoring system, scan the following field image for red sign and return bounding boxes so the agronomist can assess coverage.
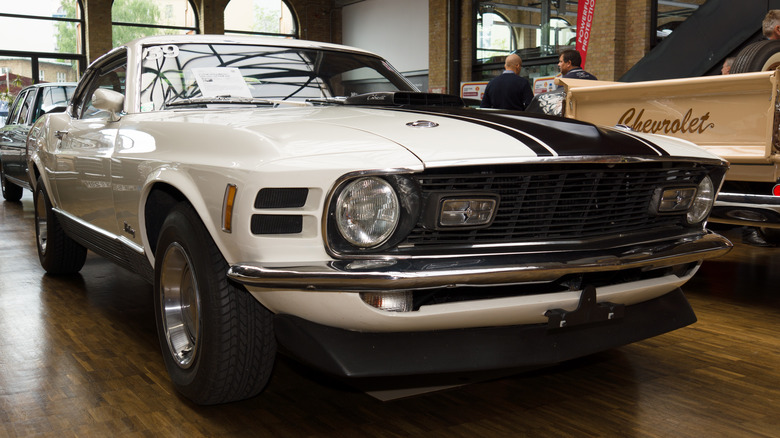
[576,0,597,67]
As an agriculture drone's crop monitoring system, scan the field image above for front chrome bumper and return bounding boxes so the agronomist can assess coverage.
[710,192,780,229]
[227,232,732,292]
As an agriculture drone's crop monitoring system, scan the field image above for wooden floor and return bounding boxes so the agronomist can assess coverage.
[1,191,779,438]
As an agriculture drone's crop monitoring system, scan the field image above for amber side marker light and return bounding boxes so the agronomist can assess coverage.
[222,184,238,232]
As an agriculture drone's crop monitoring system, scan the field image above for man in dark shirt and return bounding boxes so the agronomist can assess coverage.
[558,49,598,80]
[480,53,534,111]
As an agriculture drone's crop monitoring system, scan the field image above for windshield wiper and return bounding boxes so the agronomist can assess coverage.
[306,97,346,105]
[164,96,276,108]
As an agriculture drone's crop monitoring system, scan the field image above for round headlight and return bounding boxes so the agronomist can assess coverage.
[335,177,400,248]
[687,176,715,224]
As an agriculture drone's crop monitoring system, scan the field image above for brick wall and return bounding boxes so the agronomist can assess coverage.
[429,0,447,92]
[586,0,652,81]
[79,0,659,85]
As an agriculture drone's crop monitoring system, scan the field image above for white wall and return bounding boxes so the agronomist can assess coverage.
[341,0,429,75]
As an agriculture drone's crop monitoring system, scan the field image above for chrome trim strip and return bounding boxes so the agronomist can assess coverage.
[710,192,780,228]
[228,232,731,291]
[55,208,146,254]
[715,192,780,208]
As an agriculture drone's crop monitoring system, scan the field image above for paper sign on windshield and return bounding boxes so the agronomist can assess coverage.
[191,68,252,98]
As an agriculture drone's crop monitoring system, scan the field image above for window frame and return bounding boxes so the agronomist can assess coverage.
[0,2,86,84]
[5,89,30,125]
[16,89,38,126]
[111,0,199,48]
[223,0,299,39]
[71,49,128,120]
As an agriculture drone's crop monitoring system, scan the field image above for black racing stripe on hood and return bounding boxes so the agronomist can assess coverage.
[387,108,554,156]
[388,106,670,157]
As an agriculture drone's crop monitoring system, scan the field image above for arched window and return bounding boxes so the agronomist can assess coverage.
[0,0,85,107]
[476,10,516,62]
[112,0,198,48]
[536,17,576,49]
[224,0,298,39]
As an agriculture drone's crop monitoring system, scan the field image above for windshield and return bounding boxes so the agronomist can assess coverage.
[139,43,417,111]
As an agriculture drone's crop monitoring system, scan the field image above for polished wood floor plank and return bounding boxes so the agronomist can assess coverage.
[2,191,780,437]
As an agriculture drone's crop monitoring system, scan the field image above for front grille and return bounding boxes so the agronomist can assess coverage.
[402,162,708,249]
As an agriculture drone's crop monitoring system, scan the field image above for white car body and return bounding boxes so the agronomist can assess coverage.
[26,35,731,405]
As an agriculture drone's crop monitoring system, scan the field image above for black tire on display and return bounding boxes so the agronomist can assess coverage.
[1,167,23,202]
[33,177,87,274]
[758,227,780,246]
[730,40,780,74]
[154,202,276,405]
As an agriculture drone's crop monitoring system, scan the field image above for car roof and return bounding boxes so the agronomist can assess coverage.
[123,34,377,57]
[19,82,79,91]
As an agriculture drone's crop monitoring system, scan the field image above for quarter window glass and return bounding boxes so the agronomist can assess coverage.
[17,90,38,125]
[5,90,28,125]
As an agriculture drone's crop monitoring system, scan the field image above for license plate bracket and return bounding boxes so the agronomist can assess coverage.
[545,285,625,330]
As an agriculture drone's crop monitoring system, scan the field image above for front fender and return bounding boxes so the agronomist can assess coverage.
[139,166,232,268]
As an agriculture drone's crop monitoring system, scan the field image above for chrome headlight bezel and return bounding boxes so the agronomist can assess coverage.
[335,176,400,248]
[326,173,421,254]
[686,175,715,225]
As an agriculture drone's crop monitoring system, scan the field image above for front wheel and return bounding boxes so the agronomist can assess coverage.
[1,167,23,202]
[154,202,276,405]
[33,176,87,274]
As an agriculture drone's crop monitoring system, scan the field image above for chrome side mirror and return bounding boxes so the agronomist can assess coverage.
[92,88,125,122]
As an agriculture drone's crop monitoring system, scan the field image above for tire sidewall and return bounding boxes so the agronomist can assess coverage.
[731,40,780,74]
[1,166,22,202]
[34,178,53,264]
[153,204,224,398]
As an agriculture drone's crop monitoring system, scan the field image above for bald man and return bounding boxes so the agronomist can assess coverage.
[480,53,534,111]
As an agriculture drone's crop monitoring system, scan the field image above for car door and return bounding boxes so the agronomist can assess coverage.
[54,52,127,236]
[0,88,36,185]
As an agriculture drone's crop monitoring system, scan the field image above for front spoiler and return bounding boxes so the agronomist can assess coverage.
[274,288,696,378]
[228,232,731,292]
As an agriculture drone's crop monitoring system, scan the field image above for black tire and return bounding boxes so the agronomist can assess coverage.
[759,227,780,246]
[731,40,780,74]
[1,167,23,202]
[33,177,87,274]
[154,202,276,405]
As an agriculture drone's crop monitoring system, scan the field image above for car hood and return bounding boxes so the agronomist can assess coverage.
[308,105,721,164]
[149,104,721,167]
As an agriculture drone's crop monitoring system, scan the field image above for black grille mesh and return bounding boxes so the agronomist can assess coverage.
[403,163,707,248]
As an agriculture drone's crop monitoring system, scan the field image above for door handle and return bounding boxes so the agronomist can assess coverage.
[54,130,68,139]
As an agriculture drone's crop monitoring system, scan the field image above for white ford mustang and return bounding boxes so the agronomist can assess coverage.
[26,35,731,405]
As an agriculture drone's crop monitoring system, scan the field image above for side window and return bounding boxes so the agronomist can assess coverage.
[37,86,75,120]
[73,51,128,120]
[5,90,29,125]
[17,90,38,126]
[81,64,127,119]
